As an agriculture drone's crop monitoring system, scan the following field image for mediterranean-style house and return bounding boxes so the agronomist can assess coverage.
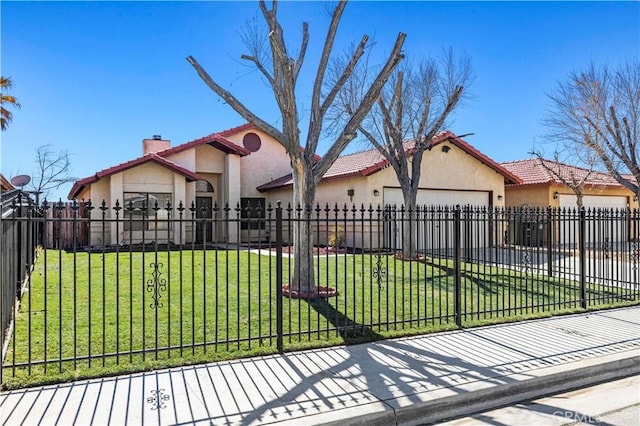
[501,158,639,246]
[69,124,520,247]
[501,158,638,210]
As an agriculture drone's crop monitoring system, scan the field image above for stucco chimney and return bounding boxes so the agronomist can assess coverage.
[143,135,171,155]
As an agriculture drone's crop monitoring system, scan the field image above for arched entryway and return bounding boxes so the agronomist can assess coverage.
[195,179,215,243]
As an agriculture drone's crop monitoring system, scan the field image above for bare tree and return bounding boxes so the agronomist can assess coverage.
[333,50,471,258]
[545,60,640,201]
[28,145,74,204]
[187,0,405,295]
[529,148,599,208]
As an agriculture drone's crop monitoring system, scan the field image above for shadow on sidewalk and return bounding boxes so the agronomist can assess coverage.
[2,309,637,426]
[307,298,384,344]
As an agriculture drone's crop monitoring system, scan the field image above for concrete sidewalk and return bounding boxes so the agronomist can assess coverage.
[1,307,639,426]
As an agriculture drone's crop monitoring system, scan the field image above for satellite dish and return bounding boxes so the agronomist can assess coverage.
[10,174,31,188]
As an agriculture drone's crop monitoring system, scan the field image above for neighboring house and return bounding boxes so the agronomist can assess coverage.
[501,158,639,246]
[0,173,15,192]
[69,125,519,247]
[501,158,638,210]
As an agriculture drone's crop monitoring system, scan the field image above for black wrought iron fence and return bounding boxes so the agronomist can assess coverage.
[1,192,40,372]
[1,200,638,387]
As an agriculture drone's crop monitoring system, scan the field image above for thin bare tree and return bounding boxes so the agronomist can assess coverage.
[187,0,405,295]
[545,60,639,201]
[28,145,74,204]
[332,50,471,258]
[529,148,600,208]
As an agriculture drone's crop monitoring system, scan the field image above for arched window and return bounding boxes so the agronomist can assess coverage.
[195,179,214,193]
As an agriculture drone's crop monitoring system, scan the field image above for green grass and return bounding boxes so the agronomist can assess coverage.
[2,248,637,389]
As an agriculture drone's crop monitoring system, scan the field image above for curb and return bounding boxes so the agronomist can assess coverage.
[331,355,640,426]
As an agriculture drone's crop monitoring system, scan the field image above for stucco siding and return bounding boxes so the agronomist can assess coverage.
[166,150,195,171]
[505,184,550,207]
[195,145,225,174]
[229,129,292,198]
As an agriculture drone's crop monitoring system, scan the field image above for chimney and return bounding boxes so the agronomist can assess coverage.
[143,135,171,155]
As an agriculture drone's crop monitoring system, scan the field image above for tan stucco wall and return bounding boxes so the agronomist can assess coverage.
[194,145,225,174]
[505,184,551,207]
[226,128,293,198]
[122,162,175,193]
[166,150,195,172]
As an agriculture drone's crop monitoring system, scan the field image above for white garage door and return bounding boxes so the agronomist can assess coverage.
[383,188,491,252]
[558,195,629,245]
[383,188,490,208]
[559,194,628,209]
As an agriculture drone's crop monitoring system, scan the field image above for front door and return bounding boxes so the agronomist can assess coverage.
[195,196,213,243]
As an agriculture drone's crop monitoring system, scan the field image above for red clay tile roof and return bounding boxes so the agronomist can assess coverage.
[68,154,202,199]
[257,131,520,192]
[215,122,322,161]
[622,173,638,185]
[217,123,257,137]
[156,132,251,157]
[501,158,623,188]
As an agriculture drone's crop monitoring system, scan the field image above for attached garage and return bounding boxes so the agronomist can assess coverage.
[383,188,492,251]
[558,195,631,245]
[383,188,491,208]
[261,131,521,251]
[559,194,629,209]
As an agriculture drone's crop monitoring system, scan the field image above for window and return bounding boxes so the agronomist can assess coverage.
[195,179,214,193]
[123,192,172,231]
[241,197,266,230]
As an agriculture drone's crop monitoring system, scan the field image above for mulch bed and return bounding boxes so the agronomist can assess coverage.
[275,245,365,255]
[282,285,338,299]
[393,253,431,263]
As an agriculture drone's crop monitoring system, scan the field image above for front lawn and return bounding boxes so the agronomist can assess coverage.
[2,248,636,389]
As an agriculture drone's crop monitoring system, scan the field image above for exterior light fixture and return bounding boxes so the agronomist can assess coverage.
[497,195,503,201]
[553,191,559,200]
[347,189,354,202]
[373,189,380,197]
[441,145,451,153]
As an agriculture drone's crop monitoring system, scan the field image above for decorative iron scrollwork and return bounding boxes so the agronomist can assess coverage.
[373,254,386,288]
[522,250,531,275]
[632,242,639,271]
[147,388,170,410]
[147,262,167,308]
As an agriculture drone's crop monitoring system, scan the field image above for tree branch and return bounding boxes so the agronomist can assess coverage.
[240,54,275,86]
[306,1,348,158]
[186,55,289,149]
[315,32,406,180]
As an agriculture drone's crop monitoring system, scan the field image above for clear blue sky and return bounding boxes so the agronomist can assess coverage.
[1,1,638,201]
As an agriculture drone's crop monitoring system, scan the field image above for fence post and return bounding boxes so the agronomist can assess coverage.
[275,202,283,353]
[579,207,587,309]
[454,205,462,327]
[547,206,553,278]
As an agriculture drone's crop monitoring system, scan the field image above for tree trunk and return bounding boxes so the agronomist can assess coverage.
[289,158,317,294]
[401,186,418,259]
